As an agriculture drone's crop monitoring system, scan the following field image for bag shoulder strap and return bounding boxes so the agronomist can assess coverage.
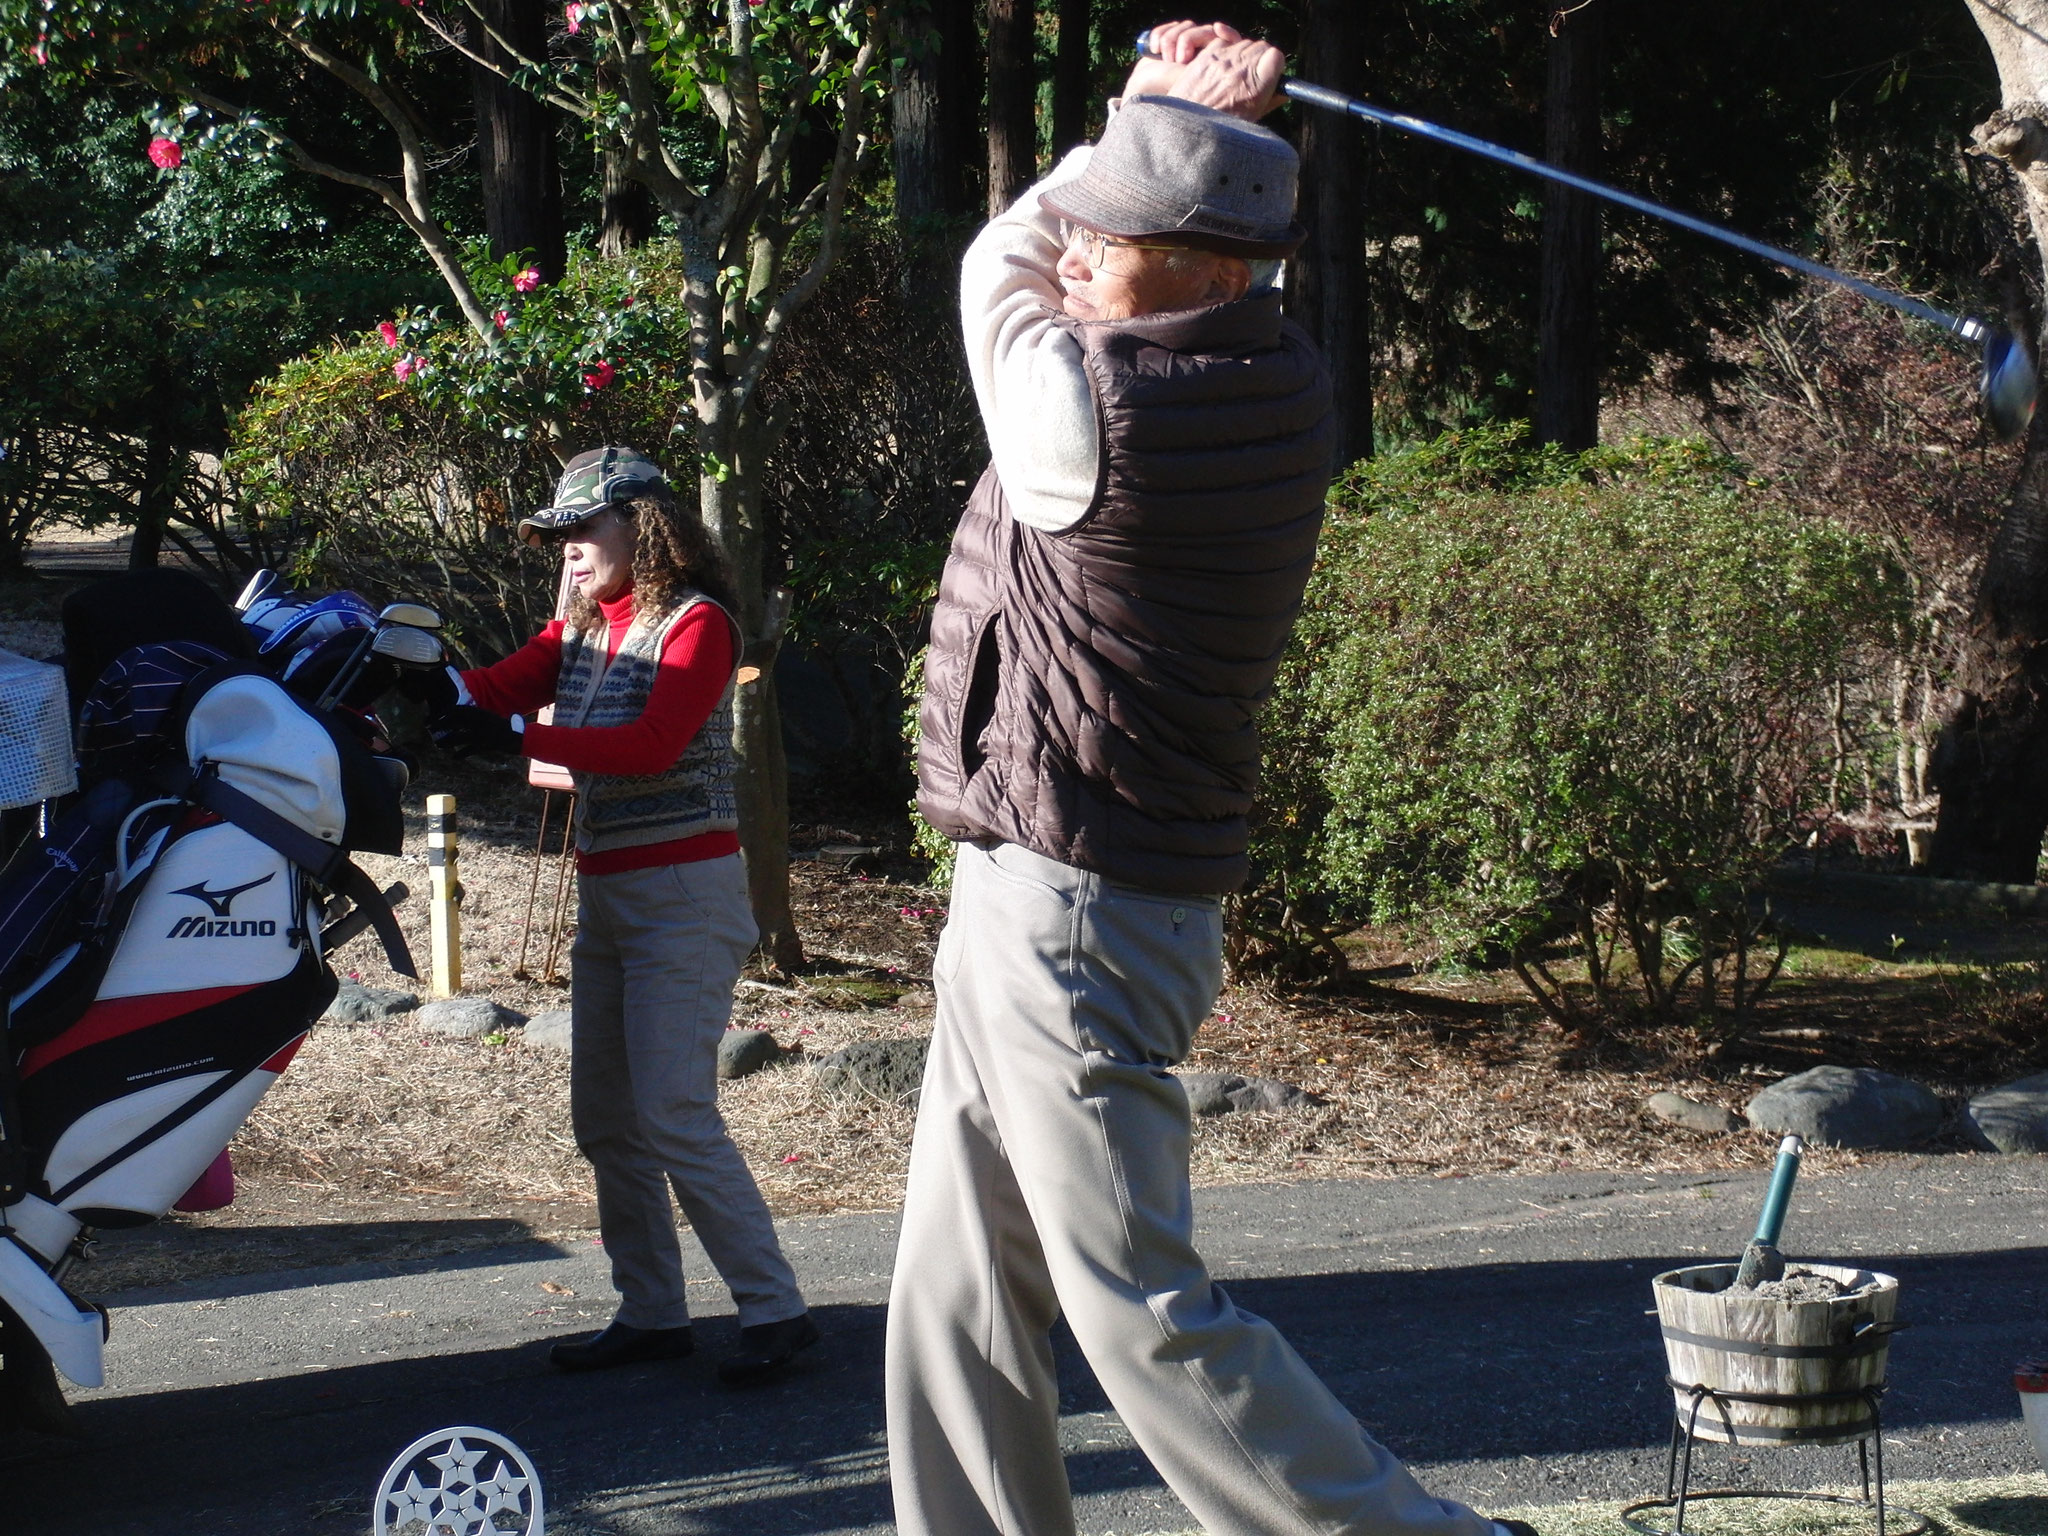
[156,764,417,979]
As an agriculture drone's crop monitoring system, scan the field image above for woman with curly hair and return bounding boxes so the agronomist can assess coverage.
[418,445,819,1386]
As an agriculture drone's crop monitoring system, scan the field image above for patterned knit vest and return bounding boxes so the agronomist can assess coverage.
[554,591,740,856]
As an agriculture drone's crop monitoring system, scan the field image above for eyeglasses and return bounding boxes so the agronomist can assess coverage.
[1059,221,1184,268]
[523,504,630,549]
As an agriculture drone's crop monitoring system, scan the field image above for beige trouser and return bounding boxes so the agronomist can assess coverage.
[886,840,1495,1536]
[571,856,805,1331]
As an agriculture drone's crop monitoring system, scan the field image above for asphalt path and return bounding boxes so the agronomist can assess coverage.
[5,1155,2043,1534]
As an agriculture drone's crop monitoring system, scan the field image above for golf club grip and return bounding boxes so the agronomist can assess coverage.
[1131,31,1976,341]
[1751,1134,1804,1248]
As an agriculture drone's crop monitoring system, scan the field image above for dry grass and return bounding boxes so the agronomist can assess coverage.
[233,762,1845,1222]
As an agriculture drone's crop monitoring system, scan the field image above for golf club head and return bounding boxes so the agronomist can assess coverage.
[1982,327,2038,443]
[372,626,444,666]
[233,568,281,614]
[378,602,443,630]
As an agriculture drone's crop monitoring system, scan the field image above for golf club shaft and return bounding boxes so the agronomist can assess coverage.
[1278,77,1987,343]
[315,628,378,712]
[1130,35,1986,345]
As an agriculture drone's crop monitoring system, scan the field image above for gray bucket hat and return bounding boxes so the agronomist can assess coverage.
[1041,96,1304,258]
[516,445,671,543]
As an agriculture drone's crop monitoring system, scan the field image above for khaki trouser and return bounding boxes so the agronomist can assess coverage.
[571,856,805,1330]
[886,840,1495,1536]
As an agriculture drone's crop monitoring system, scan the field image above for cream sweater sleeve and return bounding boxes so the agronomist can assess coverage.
[959,146,1100,534]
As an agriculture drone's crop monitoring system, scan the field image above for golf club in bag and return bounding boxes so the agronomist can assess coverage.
[0,569,440,1436]
[1136,32,2039,441]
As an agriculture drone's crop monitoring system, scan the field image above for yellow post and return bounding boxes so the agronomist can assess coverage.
[427,793,462,998]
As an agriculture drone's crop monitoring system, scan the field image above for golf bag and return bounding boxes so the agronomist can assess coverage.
[0,570,423,1434]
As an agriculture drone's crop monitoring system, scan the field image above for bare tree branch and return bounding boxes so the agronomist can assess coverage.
[734,28,879,413]
[164,75,494,339]
[415,1,595,116]
[608,9,702,220]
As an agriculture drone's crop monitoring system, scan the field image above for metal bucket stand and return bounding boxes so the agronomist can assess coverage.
[1620,1381,1929,1536]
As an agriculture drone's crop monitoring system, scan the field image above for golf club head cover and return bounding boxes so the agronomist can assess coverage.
[431,704,524,758]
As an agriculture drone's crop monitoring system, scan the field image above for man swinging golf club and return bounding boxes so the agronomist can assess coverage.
[891,19,1536,1536]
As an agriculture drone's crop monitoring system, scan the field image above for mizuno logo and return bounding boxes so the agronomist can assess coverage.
[171,873,275,918]
[166,916,277,939]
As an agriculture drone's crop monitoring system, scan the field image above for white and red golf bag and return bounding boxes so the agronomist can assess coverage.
[0,570,419,1435]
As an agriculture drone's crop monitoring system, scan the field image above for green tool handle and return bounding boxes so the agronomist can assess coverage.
[1751,1134,1805,1248]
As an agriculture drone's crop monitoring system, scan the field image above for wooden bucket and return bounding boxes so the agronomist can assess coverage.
[1652,1262,1900,1446]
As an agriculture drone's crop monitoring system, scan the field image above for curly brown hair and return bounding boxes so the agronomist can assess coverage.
[564,491,739,631]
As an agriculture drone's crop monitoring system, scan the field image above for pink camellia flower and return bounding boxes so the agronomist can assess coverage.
[147,137,182,169]
[565,2,585,33]
[582,359,616,391]
[493,309,509,331]
[512,267,542,293]
[393,354,419,382]
[377,320,400,349]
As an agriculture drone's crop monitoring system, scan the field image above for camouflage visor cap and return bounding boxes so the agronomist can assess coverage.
[516,446,671,545]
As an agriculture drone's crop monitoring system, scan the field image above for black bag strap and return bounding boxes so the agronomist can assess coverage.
[159,764,417,979]
[0,995,31,1206]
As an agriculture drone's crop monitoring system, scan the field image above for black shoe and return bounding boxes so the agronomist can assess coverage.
[1493,1520,1540,1536]
[716,1313,820,1386]
[550,1320,695,1373]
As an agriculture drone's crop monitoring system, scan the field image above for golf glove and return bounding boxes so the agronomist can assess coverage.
[396,662,470,713]
[431,705,525,758]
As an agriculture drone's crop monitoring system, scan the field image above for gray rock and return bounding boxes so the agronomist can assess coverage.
[1962,1072,2048,1153]
[814,1037,930,1104]
[1644,1091,1743,1135]
[523,1009,573,1052]
[719,1028,784,1080]
[416,997,525,1038]
[322,982,418,1024]
[1179,1072,1321,1117]
[1745,1065,1942,1150]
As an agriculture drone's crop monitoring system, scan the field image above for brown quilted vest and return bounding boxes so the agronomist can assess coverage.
[916,289,1333,894]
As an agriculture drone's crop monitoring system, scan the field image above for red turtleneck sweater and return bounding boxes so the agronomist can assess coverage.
[463,587,740,875]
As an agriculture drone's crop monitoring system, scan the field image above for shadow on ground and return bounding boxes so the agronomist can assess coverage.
[5,1241,2038,1535]
[85,1215,592,1295]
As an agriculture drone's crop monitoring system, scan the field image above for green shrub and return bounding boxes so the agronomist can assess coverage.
[228,248,690,659]
[1250,425,1904,1038]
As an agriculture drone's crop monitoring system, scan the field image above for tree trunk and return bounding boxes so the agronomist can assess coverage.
[699,411,804,971]
[986,0,1036,215]
[1051,0,1090,159]
[469,0,567,281]
[944,0,985,215]
[893,3,949,227]
[127,433,178,570]
[600,149,656,258]
[597,63,655,257]
[1289,0,1371,468]
[1925,0,2048,881]
[895,0,982,225]
[1535,0,1602,451]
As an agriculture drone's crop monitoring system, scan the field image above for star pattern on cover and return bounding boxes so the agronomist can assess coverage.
[376,1430,540,1535]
